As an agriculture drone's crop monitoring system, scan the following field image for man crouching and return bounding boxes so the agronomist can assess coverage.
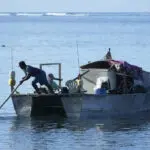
[19,61,54,94]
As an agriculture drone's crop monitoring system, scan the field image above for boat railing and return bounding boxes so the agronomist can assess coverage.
[39,63,62,88]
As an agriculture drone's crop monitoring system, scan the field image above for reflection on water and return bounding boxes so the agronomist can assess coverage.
[7,115,150,150]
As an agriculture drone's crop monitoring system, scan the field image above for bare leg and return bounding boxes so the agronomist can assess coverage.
[38,71,54,94]
[32,80,41,94]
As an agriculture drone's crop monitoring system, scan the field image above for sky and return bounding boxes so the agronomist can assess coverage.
[1,0,150,12]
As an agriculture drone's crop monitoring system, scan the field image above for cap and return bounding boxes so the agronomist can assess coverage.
[19,61,26,68]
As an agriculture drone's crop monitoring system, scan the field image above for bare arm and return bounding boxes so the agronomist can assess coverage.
[20,73,31,84]
[22,74,31,81]
[54,78,63,81]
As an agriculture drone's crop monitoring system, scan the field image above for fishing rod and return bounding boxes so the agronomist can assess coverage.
[76,41,80,75]
[2,45,14,70]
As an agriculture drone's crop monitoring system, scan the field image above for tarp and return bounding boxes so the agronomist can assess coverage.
[109,60,143,80]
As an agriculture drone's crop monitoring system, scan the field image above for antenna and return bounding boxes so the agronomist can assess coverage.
[76,41,80,74]
[11,47,14,70]
[3,45,14,70]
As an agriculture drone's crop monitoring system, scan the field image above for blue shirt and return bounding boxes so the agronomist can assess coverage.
[26,65,41,77]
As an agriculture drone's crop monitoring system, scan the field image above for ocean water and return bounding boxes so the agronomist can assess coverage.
[0,12,150,149]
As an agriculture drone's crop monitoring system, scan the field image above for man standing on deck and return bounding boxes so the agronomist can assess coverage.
[105,48,112,60]
[19,61,54,94]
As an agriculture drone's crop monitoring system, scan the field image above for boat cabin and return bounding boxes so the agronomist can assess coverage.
[80,59,145,94]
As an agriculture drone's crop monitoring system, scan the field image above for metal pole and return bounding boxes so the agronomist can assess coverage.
[76,41,80,74]
[59,63,61,88]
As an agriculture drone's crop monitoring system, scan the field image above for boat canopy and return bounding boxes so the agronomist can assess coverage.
[81,59,143,80]
[81,60,110,69]
[81,59,141,69]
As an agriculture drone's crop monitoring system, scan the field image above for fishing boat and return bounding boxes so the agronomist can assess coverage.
[8,51,150,119]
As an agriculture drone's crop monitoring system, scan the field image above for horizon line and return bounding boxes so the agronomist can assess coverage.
[0,11,149,13]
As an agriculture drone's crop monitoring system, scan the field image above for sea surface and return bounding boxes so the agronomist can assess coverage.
[0,12,150,150]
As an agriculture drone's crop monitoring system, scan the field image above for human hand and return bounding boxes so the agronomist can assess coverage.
[22,77,25,80]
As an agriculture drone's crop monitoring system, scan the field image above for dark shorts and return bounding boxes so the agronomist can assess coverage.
[33,71,48,85]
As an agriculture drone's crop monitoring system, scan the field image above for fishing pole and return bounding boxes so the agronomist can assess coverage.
[76,41,80,75]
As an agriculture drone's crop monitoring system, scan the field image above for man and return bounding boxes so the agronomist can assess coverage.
[19,61,54,94]
[105,48,112,60]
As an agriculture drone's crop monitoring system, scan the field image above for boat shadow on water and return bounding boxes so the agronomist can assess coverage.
[9,111,150,133]
[6,114,150,150]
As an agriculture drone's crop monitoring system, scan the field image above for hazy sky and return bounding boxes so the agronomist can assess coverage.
[1,0,150,12]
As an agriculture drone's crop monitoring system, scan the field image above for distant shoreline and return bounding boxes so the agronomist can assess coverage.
[0,12,149,17]
[0,11,149,13]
